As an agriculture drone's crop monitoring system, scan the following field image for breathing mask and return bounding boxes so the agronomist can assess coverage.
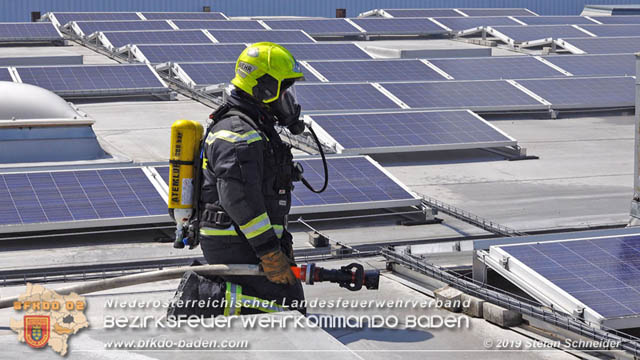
[270,83,305,135]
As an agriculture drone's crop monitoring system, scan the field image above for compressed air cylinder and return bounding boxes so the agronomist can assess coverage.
[168,119,204,226]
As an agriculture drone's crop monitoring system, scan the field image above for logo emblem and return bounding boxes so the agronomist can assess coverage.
[247,47,259,57]
[24,315,50,348]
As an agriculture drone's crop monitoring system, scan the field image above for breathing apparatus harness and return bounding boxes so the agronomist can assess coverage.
[173,97,328,250]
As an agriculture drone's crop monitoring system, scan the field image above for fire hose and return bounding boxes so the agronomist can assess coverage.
[0,263,379,309]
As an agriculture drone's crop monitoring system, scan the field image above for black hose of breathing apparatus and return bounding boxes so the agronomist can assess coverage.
[298,124,328,194]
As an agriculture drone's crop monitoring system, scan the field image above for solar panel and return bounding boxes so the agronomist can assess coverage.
[305,60,445,82]
[514,16,597,25]
[458,8,535,17]
[382,9,463,18]
[350,18,446,35]
[73,20,173,37]
[172,20,265,30]
[488,25,589,44]
[428,56,565,80]
[177,62,320,87]
[0,23,61,42]
[155,156,419,215]
[207,29,314,43]
[101,30,213,48]
[15,64,168,97]
[134,44,247,63]
[580,24,640,37]
[263,19,362,36]
[0,68,11,82]
[592,16,640,24]
[432,16,519,32]
[542,54,635,76]
[557,36,640,54]
[53,12,141,26]
[290,156,419,213]
[307,110,516,154]
[141,12,227,20]
[382,80,545,111]
[296,83,401,112]
[283,43,373,60]
[516,77,634,109]
[494,234,640,326]
[0,168,167,231]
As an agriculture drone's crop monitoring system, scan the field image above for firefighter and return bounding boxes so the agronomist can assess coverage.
[169,42,306,316]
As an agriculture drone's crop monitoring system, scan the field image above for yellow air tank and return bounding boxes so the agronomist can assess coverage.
[168,119,203,244]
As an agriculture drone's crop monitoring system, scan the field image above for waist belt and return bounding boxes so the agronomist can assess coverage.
[201,208,232,227]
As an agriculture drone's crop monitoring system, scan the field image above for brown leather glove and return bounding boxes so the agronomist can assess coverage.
[260,249,297,285]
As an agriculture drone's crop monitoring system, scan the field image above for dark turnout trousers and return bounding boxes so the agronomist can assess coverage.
[199,234,306,315]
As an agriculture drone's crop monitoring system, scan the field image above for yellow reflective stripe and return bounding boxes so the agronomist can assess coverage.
[205,130,262,145]
[224,282,242,316]
[200,225,238,236]
[273,224,284,239]
[233,284,242,315]
[224,282,232,316]
[239,294,285,313]
[224,282,284,315]
[239,212,272,239]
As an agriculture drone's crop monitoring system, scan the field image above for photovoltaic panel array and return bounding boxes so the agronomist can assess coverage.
[513,16,597,25]
[263,19,362,36]
[592,16,640,24]
[382,9,462,17]
[428,56,565,80]
[176,63,235,87]
[496,235,640,322]
[172,20,265,30]
[489,25,588,43]
[381,81,544,111]
[134,43,371,63]
[53,12,141,25]
[0,168,167,229]
[542,54,634,76]
[516,77,634,109]
[101,30,213,48]
[155,156,420,215]
[135,44,247,63]
[141,12,226,20]
[350,18,446,35]
[0,23,62,41]
[15,64,167,97]
[73,20,173,36]
[432,16,519,32]
[557,36,640,54]
[306,60,445,82]
[0,68,11,82]
[296,83,401,112]
[284,43,373,60]
[308,110,516,154]
[177,62,320,86]
[291,156,419,213]
[207,29,314,43]
[458,8,536,16]
[580,24,640,37]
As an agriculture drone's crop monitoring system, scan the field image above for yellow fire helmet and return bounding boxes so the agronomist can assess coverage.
[231,42,305,103]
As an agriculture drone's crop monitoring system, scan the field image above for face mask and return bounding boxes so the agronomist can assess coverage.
[271,86,305,135]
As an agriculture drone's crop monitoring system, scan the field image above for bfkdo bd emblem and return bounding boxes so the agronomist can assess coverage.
[24,315,50,348]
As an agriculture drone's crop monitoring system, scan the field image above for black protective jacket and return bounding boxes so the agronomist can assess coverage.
[199,91,295,257]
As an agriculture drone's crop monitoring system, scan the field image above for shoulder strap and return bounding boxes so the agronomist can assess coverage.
[224,109,260,133]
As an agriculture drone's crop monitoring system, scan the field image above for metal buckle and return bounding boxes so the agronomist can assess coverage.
[213,211,231,226]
